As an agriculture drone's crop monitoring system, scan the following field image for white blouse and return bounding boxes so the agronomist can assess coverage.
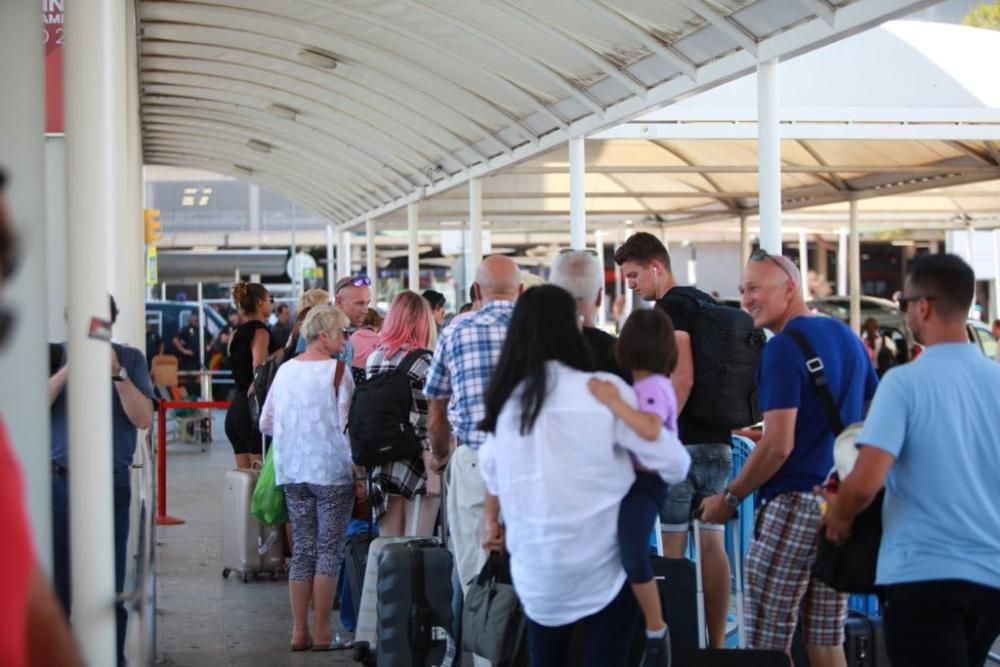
[259,358,355,487]
[478,362,691,627]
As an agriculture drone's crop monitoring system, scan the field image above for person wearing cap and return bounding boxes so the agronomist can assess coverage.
[334,275,372,384]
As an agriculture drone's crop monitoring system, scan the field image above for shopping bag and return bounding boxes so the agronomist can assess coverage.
[251,446,287,525]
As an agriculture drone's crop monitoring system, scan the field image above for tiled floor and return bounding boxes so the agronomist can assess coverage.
[155,417,354,666]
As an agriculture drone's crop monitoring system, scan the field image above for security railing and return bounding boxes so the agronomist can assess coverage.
[121,428,157,666]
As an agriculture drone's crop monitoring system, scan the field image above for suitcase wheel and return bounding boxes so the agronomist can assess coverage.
[221,568,231,579]
[241,572,251,583]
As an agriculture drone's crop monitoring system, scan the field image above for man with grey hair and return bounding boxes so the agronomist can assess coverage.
[701,249,877,667]
[550,250,629,381]
[425,255,522,666]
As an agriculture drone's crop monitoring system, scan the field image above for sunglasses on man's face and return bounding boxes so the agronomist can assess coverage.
[896,294,936,313]
[349,276,371,287]
[748,248,795,282]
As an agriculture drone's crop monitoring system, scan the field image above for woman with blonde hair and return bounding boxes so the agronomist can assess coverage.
[259,305,362,651]
[364,291,440,536]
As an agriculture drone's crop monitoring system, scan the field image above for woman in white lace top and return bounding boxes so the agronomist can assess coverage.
[259,305,364,651]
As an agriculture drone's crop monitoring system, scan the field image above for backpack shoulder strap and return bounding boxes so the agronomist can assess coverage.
[785,329,845,436]
[332,360,346,397]
[396,348,430,377]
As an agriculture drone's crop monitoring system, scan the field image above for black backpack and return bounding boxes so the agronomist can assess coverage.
[348,349,429,467]
[661,291,766,429]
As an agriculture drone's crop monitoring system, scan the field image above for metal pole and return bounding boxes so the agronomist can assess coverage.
[197,282,209,399]
[993,230,1000,322]
[290,201,298,297]
[65,0,121,660]
[624,229,635,317]
[837,229,848,296]
[339,230,352,281]
[798,231,810,300]
[469,179,484,299]
[614,226,623,301]
[967,219,976,268]
[595,229,606,327]
[569,137,587,250]
[739,214,750,266]
[366,218,377,298]
[408,203,420,292]
[757,59,782,254]
[160,282,166,300]
[325,225,335,294]
[849,197,862,333]
[0,0,53,565]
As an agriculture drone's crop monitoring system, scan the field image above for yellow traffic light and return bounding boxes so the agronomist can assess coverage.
[144,208,162,245]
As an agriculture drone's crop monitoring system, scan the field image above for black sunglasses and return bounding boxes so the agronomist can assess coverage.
[749,248,795,282]
[349,275,371,287]
[896,294,936,313]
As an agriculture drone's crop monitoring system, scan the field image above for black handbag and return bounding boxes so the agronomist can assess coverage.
[462,552,527,665]
[787,330,883,594]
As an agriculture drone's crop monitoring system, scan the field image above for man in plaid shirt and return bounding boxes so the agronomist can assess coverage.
[426,257,522,611]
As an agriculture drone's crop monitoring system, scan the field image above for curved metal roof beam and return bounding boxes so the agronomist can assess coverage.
[491,0,647,99]
[142,56,474,167]
[143,129,373,214]
[140,0,566,131]
[140,81,429,183]
[144,152,341,222]
[649,140,743,212]
[142,22,526,150]
[399,0,605,116]
[142,45,499,162]
[679,0,759,57]
[140,72,436,181]
[796,140,849,191]
[142,108,401,202]
[142,98,409,199]
[577,0,697,80]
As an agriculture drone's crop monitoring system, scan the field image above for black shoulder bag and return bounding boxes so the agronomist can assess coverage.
[787,330,883,594]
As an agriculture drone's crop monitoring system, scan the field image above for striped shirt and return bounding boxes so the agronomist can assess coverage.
[424,300,514,449]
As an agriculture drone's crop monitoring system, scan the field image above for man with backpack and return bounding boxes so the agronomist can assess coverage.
[700,250,877,666]
[615,232,759,648]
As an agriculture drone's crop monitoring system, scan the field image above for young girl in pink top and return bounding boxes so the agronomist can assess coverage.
[588,308,679,667]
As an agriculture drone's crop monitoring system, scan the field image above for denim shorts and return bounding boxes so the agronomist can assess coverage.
[660,443,733,532]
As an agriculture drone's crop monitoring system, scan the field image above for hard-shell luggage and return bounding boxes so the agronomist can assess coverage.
[843,612,890,667]
[650,555,699,650]
[220,467,283,582]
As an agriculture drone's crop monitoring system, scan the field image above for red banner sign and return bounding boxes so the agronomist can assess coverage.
[43,0,64,134]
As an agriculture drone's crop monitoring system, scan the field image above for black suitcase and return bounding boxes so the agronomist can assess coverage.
[650,556,700,650]
[844,611,890,667]
[341,529,372,623]
[375,539,458,666]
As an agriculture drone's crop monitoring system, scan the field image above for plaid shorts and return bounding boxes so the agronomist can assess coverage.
[745,492,848,651]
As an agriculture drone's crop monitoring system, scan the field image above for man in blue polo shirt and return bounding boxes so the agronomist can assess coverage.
[701,250,877,666]
[822,253,1000,667]
[49,296,154,667]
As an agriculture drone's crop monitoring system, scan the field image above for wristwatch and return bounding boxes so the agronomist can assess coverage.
[112,366,129,383]
[723,487,741,508]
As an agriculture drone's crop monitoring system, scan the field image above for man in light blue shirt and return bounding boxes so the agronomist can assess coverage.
[821,253,1000,667]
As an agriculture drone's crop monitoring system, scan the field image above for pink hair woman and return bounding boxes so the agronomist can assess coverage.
[363,291,440,536]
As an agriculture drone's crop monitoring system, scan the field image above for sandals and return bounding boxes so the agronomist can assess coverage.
[290,640,312,652]
[311,633,354,652]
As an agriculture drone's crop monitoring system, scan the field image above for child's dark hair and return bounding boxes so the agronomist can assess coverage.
[615,308,678,375]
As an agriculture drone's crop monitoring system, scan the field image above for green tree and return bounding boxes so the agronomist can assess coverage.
[963,1,1000,30]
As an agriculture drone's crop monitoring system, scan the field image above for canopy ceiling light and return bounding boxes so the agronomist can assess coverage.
[232,164,254,177]
[246,139,272,153]
[267,103,299,121]
[298,47,338,69]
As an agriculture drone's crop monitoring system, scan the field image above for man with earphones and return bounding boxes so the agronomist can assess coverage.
[614,232,734,649]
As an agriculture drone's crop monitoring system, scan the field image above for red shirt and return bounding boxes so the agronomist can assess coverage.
[0,418,34,667]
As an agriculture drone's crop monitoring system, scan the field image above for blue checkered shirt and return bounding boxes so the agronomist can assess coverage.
[424,300,514,450]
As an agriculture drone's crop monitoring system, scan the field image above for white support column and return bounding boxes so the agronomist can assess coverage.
[624,229,635,318]
[469,178,484,269]
[595,230,606,327]
[248,183,261,234]
[126,1,145,351]
[0,0,53,564]
[325,225,335,294]
[798,231,810,300]
[569,137,587,250]
[339,230,352,281]
[65,0,122,661]
[837,229,848,297]
[197,282,210,399]
[849,197,862,334]
[757,59,782,254]
[365,218,377,289]
[408,203,420,292]
[993,230,1000,322]
[739,214,751,266]
[967,219,976,267]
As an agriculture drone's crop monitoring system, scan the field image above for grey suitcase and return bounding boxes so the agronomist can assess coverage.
[220,467,284,582]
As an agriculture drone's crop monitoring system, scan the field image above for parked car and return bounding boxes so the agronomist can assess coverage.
[807,296,916,364]
[967,319,998,358]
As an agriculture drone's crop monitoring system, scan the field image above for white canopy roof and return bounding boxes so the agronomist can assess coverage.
[138,0,937,225]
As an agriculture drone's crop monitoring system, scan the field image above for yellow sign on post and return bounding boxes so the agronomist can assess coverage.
[146,246,158,286]
[144,208,162,245]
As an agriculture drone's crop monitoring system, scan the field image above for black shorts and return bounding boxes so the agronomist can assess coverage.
[224,391,262,456]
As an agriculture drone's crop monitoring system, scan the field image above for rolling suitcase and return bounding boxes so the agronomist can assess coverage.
[843,612,890,667]
[650,555,700,650]
[220,467,284,582]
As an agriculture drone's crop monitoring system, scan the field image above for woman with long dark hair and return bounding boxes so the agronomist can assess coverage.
[477,285,690,666]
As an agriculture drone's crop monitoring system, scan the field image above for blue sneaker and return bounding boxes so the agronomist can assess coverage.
[642,631,671,667]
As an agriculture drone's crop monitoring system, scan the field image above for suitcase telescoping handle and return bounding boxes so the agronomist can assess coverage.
[692,513,747,650]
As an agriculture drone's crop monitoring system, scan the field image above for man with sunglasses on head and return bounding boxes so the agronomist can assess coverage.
[333,275,372,384]
[820,254,1000,667]
[613,231,734,647]
[700,249,877,667]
